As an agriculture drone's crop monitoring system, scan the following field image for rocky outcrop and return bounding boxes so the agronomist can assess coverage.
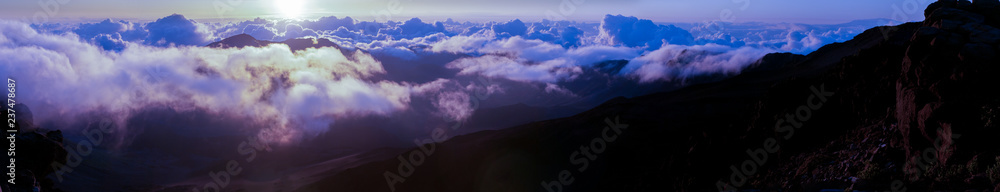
[743,0,1000,190]
[2,104,68,192]
[896,0,1000,188]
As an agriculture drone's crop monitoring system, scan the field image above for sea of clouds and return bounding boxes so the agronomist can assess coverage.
[1,14,895,147]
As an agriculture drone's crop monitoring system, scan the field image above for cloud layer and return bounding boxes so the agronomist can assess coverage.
[3,14,894,148]
[1,20,434,145]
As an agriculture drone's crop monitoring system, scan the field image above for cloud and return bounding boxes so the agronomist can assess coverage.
[598,14,694,50]
[30,14,883,86]
[213,18,278,41]
[430,33,495,53]
[301,16,357,32]
[432,36,638,83]
[492,19,528,37]
[3,14,896,147]
[43,13,890,56]
[0,20,420,145]
[92,33,128,51]
[275,23,319,41]
[525,23,557,43]
[621,44,772,83]
[446,54,582,83]
[71,19,146,51]
[144,14,215,46]
[544,83,576,96]
[559,26,584,48]
[432,91,473,122]
[72,19,144,41]
[394,18,448,39]
[688,19,891,54]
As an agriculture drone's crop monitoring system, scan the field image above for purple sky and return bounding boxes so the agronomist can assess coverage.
[1,0,934,24]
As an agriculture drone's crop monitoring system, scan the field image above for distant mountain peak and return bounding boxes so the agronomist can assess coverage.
[205,33,272,49]
[205,34,342,52]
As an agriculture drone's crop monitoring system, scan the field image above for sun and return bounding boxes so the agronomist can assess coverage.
[274,0,306,19]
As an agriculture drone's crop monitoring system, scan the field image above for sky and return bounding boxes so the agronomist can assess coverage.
[1,0,933,24]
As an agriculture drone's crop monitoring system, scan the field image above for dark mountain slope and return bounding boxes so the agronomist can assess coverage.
[290,1,1000,191]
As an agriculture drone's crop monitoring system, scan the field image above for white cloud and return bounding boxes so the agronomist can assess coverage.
[622,44,773,83]
[446,55,582,83]
[2,14,894,146]
[433,91,473,122]
[0,20,419,145]
[544,83,576,97]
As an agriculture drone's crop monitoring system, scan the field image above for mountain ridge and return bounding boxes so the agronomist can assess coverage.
[205,33,343,52]
[284,1,1000,191]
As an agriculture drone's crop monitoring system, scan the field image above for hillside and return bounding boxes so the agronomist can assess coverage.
[287,1,1000,191]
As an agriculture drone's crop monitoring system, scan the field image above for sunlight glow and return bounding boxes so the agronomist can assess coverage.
[274,0,306,19]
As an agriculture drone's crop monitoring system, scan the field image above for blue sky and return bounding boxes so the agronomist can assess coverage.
[2,0,933,24]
